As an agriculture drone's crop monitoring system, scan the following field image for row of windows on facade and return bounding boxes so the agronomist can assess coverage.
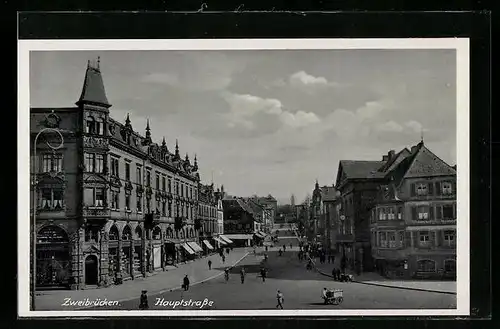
[372,204,456,222]
[88,153,197,199]
[84,225,197,243]
[411,181,454,196]
[372,230,456,248]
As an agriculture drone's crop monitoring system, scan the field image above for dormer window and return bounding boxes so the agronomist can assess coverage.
[416,183,428,196]
[442,182,453,195]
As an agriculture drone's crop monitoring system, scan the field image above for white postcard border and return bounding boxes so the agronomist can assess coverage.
[18,38,470,317]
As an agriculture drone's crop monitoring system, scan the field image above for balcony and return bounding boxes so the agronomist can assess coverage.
[83,206,111,218]
[83,135,109,149]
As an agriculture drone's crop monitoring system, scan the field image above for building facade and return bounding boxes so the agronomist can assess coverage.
[197,183,218,253]
[370,141,457,279]
[31,60,202,290]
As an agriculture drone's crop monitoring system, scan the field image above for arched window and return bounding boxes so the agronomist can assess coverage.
[417,259,436,272]
[109,225,119,241]
[190,228,194,238]
[153,226,162,240]
[37,225,69,244]
[135,226,143,240]
[444,259,456,272]
[122,225,132,241]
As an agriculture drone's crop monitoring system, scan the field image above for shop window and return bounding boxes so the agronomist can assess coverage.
[444,259,456,272]
[417,259,436,272]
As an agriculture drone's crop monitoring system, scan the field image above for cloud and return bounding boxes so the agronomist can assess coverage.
[290,71,329,86]
[405,120,424,133]
[220,92,320,132]
[142,73,179,85]
[376,120,404,133]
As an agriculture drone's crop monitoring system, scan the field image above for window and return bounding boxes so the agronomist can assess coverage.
[181,183,184,197]
[442,182,453,195]
[162,176,166,191]
[110,190,119,210]
[387,208,395,220]
[146,199,151,213]
[146,171,151,186]
[85,226,99,242]
[95,154,104,173]
[388,232,396,248]
[417,259,436,272]
[125,162,130,181]
[397,207,403,220]
[175,182,179,195]
[379,208,386,220]
[419,231,430,247]
[110,158,119,177]
[85,187,105,207]
[168,202,172,217]
[444,230,456,246]
[85,153,94,172]
[416,183,428,196]
[444,259,456,272]
[125,195,130,211]
[95,118,104,135]
[190,187,193,199]
[137,196,142,213]
[379,232,387,248]
[162,201,166,216]
[136,166,142,185]
[39,188,64,210]
[86,117,95,134]
[156,173,160,190]
[168,179,172,192]
[41,153,63,173]
[443,205,454,220]
[398,231,404,247]
[417,206,429,220]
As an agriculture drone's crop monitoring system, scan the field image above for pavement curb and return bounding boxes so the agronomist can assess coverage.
[314,265,456,295]
[75,251,250,310]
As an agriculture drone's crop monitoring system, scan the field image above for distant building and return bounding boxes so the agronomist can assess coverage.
[250,195,277,228]
[370,141,456,279]
[310,182,337,249]
[197,183,218,254]
[221,197,262,247]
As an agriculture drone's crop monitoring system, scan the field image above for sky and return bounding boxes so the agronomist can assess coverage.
[30,49,457,204]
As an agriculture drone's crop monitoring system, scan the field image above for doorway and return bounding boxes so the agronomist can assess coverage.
[85,255,98,285]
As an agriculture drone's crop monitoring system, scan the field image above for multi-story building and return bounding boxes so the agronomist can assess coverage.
[221,197,262,247]
[31,59,202,290]
[250,195,277,230]
[334,159,388,273]
[197,183,218,254]
[310,181,337,249]
[370,141,456,279]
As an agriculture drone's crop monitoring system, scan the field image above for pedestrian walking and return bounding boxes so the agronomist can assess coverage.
[240,267,246,284]
[278,248,283,256]
[283,245,286,252]
[208,259,212,270]
[224,267,230,282]
[139,290,149,310]
[183,275,190,291]
[265,246,268,252]
[276,290,284,309]
[260,267,267,282]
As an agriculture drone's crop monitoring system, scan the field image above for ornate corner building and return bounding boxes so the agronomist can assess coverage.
[31,59,203,290]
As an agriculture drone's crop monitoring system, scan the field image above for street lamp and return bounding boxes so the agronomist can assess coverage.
[32,127,64,311]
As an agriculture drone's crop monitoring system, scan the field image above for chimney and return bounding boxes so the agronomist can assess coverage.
[388,150,395,160]
[382,155,389,161]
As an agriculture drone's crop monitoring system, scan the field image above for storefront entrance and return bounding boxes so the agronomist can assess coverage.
[85,255,98,285]
[36,225,71,288]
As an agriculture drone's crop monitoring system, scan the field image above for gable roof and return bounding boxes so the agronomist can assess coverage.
[339,160,386,180]
[385,141,456,184]
[320,186,337,201]
[378,148,411,172]
[77,66,110,107]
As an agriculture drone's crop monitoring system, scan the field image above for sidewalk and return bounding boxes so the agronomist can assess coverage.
[36,247,250,310]
[313,259,456,295]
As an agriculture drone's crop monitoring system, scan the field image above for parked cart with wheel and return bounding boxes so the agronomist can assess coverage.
[322,289,344,305]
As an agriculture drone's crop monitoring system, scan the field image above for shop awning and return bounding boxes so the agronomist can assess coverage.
[187,241,203,253]
[203,240,214,250]
[213,237,227,245]
[219,235,234,243]
[181,243,195,255]
[222,234,251,241]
